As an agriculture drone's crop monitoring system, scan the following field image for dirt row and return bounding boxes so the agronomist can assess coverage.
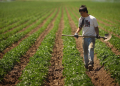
[66,8,119,86]
[44,9,64,86]
[0,9,59,86]
[71,8,120,56]
[0,9,56,60]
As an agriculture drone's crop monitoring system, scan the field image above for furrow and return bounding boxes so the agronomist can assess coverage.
[44,9,64,86]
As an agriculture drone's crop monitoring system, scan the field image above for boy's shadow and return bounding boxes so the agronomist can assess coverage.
[94,65,104,71]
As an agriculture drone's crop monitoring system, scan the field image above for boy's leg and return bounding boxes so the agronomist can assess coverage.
[88,38,95,69]
[83,38,89,68]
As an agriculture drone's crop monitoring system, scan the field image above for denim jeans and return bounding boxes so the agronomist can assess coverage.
[82,38,95,66]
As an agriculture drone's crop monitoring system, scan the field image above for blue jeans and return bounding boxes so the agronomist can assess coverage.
[82,38,95,66]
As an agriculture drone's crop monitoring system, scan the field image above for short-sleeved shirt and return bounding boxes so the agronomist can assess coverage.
[78,15,98,36]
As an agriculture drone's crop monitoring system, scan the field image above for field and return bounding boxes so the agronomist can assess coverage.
[0,0,120,86]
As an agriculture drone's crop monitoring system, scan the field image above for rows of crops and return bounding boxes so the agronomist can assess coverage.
[0,1,120,86]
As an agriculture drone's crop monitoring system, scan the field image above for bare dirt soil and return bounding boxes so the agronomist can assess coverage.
[44,9,64,86]
[0,9,59,86]
[66,8,119,86]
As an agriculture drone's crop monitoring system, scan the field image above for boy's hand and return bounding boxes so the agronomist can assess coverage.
[74,33,78,38]
[96,34,100,39]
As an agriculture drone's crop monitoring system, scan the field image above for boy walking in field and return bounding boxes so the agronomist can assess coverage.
[74,5,100,70]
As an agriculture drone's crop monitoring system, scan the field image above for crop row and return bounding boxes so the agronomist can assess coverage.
[0,8,58,82]
[0,9,55,52]
[17,8,62,86]
[0,10,42,29]
[0,2,61,29]
[69,7,120,51]
[62,9,93,86]
[67,7,120,85]
[0,9,46,34]
[0,19,29,34]
[0,9,50,42]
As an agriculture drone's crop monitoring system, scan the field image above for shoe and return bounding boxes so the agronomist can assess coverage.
[88,64,93,71]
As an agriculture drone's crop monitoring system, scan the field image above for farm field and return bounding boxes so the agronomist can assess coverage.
[0,1,120,86]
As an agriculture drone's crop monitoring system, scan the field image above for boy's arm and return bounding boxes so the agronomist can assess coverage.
[95,27,100,38]
[74,27,82,38]
[76,27,82,34]
[94,27,99,35]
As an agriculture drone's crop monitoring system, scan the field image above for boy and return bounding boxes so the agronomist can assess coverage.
[74,5,100,70]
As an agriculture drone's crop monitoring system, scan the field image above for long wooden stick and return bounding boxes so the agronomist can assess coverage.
[62,34,112,41]
[62,34,97,38]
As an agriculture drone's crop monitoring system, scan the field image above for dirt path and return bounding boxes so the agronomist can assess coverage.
[44,9,64,86]
[0,9,59,86]
[71,8,120,56]
[66,8,119,86]
[0,9,56,60]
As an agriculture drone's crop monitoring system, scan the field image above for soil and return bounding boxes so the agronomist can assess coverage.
[0,9,56,60]
[66,8,119,86]
[0,9,59,86]
[44,9,64,86]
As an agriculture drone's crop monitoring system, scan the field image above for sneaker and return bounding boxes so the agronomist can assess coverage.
[88,64,93,71]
